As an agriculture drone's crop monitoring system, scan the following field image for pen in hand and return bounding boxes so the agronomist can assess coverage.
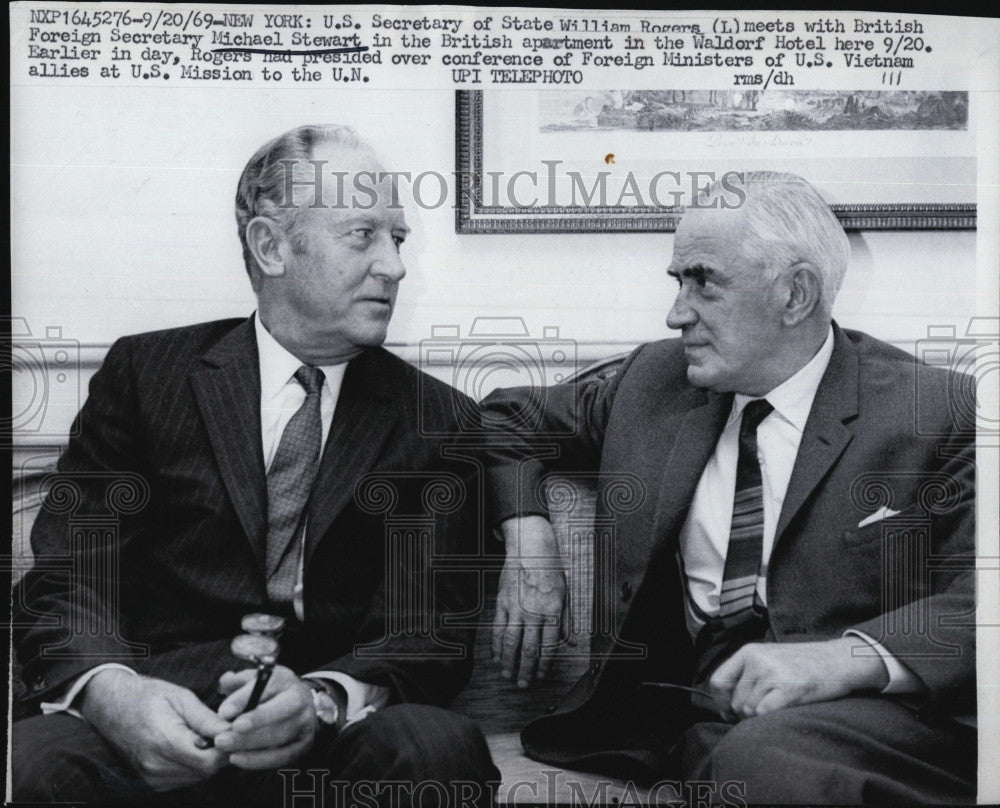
[195,615,284,749]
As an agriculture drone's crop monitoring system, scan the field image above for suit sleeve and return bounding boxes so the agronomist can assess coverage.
[479,346,643,525]
[849,380,976,712]
[320,386,486,707]
[13,338,149,707]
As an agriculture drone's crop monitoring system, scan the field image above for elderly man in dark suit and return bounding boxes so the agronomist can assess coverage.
[12,125,499,804]
[483,172,976,803]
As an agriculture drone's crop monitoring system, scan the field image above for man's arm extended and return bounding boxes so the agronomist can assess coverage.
[480,348,641,686]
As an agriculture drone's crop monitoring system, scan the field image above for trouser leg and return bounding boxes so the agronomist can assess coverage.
[211,704,501,808]
[11,713,150,803]
[12,704,500,807]
[678,697,976,804]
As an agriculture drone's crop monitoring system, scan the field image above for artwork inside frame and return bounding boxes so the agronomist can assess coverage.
[455,89,977,234]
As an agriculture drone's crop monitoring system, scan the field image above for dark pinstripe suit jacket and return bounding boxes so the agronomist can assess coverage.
[13,317,482,719]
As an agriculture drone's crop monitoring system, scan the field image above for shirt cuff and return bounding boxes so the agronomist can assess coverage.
[844,630,923,695]
[39,664,138,718]
[302,672,390,727]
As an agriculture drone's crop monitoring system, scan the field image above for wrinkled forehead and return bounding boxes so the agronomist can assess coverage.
[670,206,744,266]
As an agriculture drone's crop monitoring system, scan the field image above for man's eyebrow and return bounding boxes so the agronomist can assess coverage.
[341,215,378,228]
[668,264,716,278]
[341,215,410,235]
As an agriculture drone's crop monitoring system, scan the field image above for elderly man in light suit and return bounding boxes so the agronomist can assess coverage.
[483,172,976,803]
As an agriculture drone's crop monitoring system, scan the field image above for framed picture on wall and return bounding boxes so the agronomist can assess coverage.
[455,89,977,233]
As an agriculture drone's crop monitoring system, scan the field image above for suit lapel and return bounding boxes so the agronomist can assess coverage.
[649,388,733,548]
[304,348,400,566]
[774,325,859,543]
[189,318,268,570]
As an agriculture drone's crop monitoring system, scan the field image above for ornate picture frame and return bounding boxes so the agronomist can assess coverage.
[455,89,976,233]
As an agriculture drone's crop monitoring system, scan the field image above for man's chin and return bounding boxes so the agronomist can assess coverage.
[351,322,390,349]
[685,363,724,392]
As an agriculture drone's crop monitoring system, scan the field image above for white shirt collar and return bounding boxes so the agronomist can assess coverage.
[731,325,835,433]
[254,312,347,400]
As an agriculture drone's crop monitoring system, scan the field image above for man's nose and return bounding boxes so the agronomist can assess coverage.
[666,287,696,330]
[371,238,407,282]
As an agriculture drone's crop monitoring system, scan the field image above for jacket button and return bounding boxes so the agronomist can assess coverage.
[546,705,557,714]
[590,662,601,677]
[620,581,632,602]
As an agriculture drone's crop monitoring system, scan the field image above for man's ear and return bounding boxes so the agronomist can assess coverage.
[245,217,288,279]
[782,263,822,326]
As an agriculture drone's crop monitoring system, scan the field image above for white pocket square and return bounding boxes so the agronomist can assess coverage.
[858,506,901,528]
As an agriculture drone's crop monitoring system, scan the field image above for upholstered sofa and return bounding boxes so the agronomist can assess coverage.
[9,354,635,803]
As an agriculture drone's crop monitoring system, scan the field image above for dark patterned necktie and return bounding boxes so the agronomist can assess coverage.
[694,398,774,682]
[266,365,324,604]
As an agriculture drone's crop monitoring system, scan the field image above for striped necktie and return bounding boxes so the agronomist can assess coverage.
[718,398,774,625]
[694,398,774,682]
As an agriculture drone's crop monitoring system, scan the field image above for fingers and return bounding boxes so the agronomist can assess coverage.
[514,610,564,686]
[217,669,273,721]
[155,686,230,775]
[218,669,255,697]
[752,688,794,717]
[496,570,565,686]
[231,685,310,736]
[495,517,567,688]
[214,684,315,762]
[491,599,509,662]
[176,688,232,740]
[216,711,304,754]
[729,667,761,720]
[158,729,230,776]
[708,650,746,720]
[536,615,561,681]
[217,681,252,722]
[516,620,542,688]
[217,671,310,741]
[152,702,229,778]
[715,644,810,719]
[499,617,524,681]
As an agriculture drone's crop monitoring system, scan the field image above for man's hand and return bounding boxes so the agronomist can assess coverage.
[78,668,231,791]
[213,665,316,770]
[493,515,568,688]
[708,638,890,721]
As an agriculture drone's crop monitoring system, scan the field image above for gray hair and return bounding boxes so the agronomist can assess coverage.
[235,124,377,290]
[699,171,850,315]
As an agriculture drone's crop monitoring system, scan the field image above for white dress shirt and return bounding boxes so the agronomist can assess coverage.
[678,326,920,694]
[255,312,346,624]
[253,314,390,721]
[41,314,390,723]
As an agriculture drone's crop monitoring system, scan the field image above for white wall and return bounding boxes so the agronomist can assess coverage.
[11,86,983,439]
